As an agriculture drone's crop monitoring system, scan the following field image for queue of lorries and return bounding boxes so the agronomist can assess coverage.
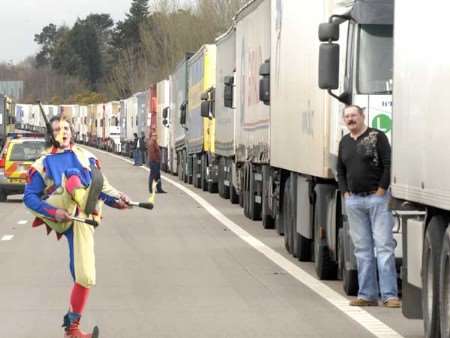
[4,0,449,336]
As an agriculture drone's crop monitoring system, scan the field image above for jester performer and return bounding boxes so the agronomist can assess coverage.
[23,114,130,338]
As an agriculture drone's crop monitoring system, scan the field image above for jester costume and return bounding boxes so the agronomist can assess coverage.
[24,144,125,337]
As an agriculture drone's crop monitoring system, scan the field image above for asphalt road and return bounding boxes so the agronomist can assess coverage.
[0,147,424,338]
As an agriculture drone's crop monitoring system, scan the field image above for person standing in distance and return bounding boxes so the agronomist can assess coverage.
[337,105,399,308]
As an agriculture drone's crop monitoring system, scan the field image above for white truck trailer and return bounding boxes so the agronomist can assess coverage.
[248,0,394,295]
[156,80,170,172]
[234,0,272,221]
[215,25,239,203]
[104,101,121,153]
[391,1,450,336]
[171,54,192,182]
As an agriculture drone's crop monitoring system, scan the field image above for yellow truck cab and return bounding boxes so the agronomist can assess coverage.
[0,134,46,201]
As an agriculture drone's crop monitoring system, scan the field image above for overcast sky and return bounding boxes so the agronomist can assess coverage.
[0,0,136,63]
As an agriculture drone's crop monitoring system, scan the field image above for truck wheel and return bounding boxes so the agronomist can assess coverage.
[440,228,450,338]
[423,216,447,338]
[275,210,284,236]
[192,154,199,187]
[0,191,6,202]
[218,158,225,198]
[248,163,261,221]
[201,154,208,191]
[262,166,274,229]
[223,159,230,199]
[283,177,293,254]
[243,164,250,217]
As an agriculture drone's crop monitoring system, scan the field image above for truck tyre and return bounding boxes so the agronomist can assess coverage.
[193,154,199,188]
[262,166,274,229]
[223,160,230,199]
[243,164,250,217]
[0,190,6,202]
[440,228,450,338]
[201,154,208,191]
[338,228,358,295]
[423,216,447,338]
[283,178,293,254]
[218,157,225,198]
[248,163,261,221]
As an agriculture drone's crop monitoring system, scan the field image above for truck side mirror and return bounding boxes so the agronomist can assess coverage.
[179,101,187,125]
[318,43,340,90]
[163,119,168,127]
[224,76,234,108]
[259,59,270,105]
[162,107,169,119]
[201,101,210,118]
[318,22,339,42]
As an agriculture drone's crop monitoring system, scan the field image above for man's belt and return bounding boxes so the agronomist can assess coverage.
[352,191,377,197]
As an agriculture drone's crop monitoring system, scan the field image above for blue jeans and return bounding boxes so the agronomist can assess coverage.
[149,160,161,193]
[345,192,398,302]
[133,150,142,165]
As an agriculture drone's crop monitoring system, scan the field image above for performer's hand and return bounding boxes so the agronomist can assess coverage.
[54,209,72,222]
[116,193,130,209]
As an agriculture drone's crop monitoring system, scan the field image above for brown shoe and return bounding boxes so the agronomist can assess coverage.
[349,298,378,307]
[383,298,401,308]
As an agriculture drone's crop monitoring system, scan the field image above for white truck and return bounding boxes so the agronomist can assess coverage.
[215,25,239,203]
[104,101,121,153]
[238,0,394,294]
[156,80,170,172]
[391,1,450,337]
[234,0,271,219]
[171,54,192,182]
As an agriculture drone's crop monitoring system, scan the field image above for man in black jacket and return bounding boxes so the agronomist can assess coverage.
[337,105,399,308]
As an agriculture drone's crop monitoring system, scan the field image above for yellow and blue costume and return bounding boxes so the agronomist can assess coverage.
[24,144,123,288]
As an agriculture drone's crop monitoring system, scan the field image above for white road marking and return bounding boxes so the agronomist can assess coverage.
[1,235,14,241]
[17,220,28,225]
[89,147,405,338]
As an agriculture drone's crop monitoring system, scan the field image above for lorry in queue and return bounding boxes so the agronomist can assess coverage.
[0,95,15,148]
[104,101,121,153]
[156,80,170,172]
[388,1,450,336]
[186,44,217,192]
[239,0,394,294]
[214,25,239,203]
[233,0,271,220]
[171,54,192,182]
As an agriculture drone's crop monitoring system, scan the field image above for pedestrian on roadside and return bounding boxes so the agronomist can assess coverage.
[139,132,146,164]
[337,105,400,308]
[23,115,130,337]
[148,131,166,194]
[132,133,142,166]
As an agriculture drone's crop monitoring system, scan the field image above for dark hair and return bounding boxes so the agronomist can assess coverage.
[343,105,364,115]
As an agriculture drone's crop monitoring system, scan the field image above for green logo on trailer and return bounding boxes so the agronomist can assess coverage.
[371,114,392,133]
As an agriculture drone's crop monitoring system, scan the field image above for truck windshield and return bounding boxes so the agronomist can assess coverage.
[356,24,393,95]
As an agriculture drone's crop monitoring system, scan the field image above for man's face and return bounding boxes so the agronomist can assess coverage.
[51,119,72,149]
[343,107,365,133]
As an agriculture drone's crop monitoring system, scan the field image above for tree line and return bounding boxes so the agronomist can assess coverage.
[0,0,246,104]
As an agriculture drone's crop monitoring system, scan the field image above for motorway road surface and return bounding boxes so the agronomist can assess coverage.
[0,147,424,338]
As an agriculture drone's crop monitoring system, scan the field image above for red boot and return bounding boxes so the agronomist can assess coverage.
[62,312,99,338]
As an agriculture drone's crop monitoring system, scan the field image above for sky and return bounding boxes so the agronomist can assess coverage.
[0,0,135,64]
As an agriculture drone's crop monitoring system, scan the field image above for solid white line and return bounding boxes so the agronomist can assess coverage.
[88,147,405,338]
[1,235,14,241]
